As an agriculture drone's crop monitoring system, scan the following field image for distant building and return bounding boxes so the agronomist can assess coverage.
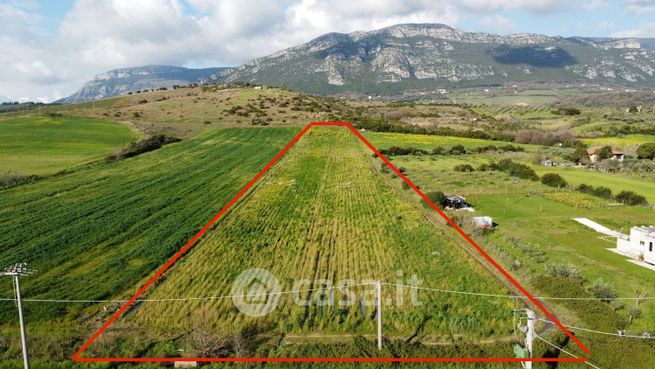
[587,147,625,163]
[541,159,559,167]
[473,216,494,229]
[617,226,655,264]
[442,195,471,210]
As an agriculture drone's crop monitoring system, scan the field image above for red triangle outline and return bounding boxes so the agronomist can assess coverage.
[72,122,589,363]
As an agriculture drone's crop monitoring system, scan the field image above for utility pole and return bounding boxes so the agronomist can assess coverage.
[2,263,34,369]
[376,280,382,350]
[524,309,535,369]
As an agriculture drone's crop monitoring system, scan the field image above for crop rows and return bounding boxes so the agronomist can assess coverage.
[0,127,299,322]
[112,128,515,355]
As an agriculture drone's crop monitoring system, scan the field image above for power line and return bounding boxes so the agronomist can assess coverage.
[1,282,653,303]
[0,282,377,304]
[535,333,602,369]
[537,318,654,340]
[384,283,654,301]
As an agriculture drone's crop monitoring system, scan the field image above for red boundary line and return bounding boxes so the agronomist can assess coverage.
[72,122,589,363]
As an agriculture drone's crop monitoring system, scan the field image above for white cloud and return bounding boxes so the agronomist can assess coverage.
[0,0,647,102]
[613,22,655,37]
[624,0,655,14]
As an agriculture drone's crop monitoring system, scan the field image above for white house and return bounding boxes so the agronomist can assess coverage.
[617,226,655,264]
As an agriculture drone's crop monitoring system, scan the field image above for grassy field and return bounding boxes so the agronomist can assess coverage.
[530,165,655,204]
[583,134,655,147]
[384,153,655,326]
[84,127,518,358]
[0,127,299,326]
[363,132,537,151]
[449,89,563,106]
[0,116,136,175]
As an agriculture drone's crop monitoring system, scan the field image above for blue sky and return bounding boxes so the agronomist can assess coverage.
[1,0,654,101]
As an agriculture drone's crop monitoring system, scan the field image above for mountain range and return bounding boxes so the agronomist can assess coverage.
[56,65,226,104]
[59,24,655,102]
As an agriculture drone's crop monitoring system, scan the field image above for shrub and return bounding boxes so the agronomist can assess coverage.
[498,144,524,152]
[495,159,539,181]
[552,107,581,116]
[250,117,269,126]
[615,191,648,206]
[546,264,585,284]
[106,135,181,162]
[379,146,428,156]
[592,186,613,199]
[589,278,617,303]
[577,183,593,193]
[453,164,475,172]
[596,146,613,160]
[449,145,466,155]
[0,172,38,189]
[431,146,445,155]
[380,163,390,174]
[401,182,410,190]
[533,275,626,331]
[422,191,445,208]
[576,183,613,199]
[477,163,492,171]
[636,143,655,160]
[540,173,567,188]
[628,307,642,323]
[568,147,590,163]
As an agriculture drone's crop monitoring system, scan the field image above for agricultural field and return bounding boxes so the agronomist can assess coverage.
[0,127,299,327]
[530,165,655,204]
[583,134,655,147]
[449,88,564,106]
[363,132,537,152]
[0,115,136,175]
[83,127,519,359]
[373,147,655,367]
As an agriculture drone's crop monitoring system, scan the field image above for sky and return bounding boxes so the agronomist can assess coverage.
[1,0,654,102]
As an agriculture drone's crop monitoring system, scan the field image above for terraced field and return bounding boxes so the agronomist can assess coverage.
[88,127,517,357]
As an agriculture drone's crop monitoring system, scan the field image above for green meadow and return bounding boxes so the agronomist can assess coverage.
[0,115,136,175]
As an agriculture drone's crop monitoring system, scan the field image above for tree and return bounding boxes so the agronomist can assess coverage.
[628,105,638,113]
[636,143,655,160]
[422,191,445,208]
[546,264,585,284]
[540,173,567,188]
[589,278,617,303]
[615,191,648,206]
[597,146,613,160]
[569,147,590,164]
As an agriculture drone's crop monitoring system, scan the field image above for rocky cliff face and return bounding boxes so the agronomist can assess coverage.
[213,24,655,95]
[58,65,227,103]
